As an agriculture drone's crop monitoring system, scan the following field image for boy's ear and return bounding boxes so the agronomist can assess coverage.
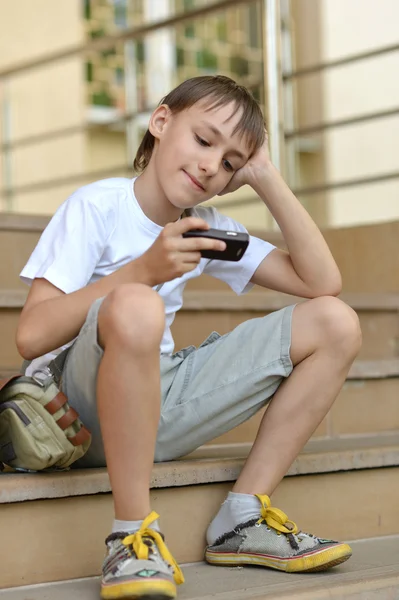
[149,104,171,140]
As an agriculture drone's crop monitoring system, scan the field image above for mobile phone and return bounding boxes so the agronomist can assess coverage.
[182,228,249,261]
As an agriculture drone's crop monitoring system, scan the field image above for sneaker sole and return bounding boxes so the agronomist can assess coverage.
[101,578,176,600]
[205,543,352,573]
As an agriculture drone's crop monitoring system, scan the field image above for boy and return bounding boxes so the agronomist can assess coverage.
[17,75,361,600]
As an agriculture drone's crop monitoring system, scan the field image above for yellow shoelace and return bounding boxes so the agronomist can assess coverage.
[255,494,299,535]
[122,511,185,585]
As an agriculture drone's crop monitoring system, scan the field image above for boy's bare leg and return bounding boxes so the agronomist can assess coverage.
[96,283,165,520]
[233,296,362,495]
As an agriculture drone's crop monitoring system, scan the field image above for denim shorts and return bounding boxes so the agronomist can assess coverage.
[61,298,295,467]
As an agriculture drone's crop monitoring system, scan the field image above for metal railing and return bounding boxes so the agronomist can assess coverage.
[0,0,399,216]
[283,38,399,199]
[0,0,281,213]
[283,41,399,80]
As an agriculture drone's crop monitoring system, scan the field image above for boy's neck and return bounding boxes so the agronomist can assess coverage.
[134,167,183,227]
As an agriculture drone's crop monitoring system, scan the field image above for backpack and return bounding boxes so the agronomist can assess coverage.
[0,373,91,472]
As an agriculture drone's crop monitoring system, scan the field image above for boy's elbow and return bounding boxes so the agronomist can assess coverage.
[328,271,343,297]
[16,326,38,361]
[315,272,342,298]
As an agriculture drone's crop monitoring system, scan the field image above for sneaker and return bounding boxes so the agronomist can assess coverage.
[101,511,184,599]
[205,494,352,573]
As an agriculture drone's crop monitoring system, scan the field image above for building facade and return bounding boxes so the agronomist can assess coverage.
[0,0,398,229]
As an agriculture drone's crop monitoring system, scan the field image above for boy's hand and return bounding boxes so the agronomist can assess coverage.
[218,133,271,196]
[138,217,226,286]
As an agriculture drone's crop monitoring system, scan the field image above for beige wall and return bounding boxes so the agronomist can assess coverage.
[319,0,399,226]
[0,0,86,214]
[290,0,329,227]
[86,130,127,172]
[0,1,83,69]
[290,0,399,228]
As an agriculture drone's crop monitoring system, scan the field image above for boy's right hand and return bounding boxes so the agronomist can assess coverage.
[138,217,226,286]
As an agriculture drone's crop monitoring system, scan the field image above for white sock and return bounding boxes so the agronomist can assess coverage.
[206,492,262,546]
[112,518,161,535]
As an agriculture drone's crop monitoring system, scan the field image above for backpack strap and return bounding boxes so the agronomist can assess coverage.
[22,346,71,387]
[48,347,71,387]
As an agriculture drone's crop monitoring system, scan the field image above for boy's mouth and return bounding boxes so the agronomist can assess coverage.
[183,170,205,191]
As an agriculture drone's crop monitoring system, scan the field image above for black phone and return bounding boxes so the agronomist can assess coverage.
[182,228,249,261]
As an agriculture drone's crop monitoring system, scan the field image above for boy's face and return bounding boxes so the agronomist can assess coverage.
[150,100,252,209]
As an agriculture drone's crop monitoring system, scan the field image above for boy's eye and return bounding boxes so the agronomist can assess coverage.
[195,135,209,147]
[223,159,234,172]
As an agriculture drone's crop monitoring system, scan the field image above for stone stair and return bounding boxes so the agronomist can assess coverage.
[173,288,399,361]
[1,434,398,589]
[1,535,398,599]
[2,289,399,448]
[0,214,398,598]
[2,288,399,370]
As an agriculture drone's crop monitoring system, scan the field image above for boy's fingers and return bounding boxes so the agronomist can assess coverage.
[181,262,202,274]
[179,237,226,252]
[169,217,210,235]
[181,252,202,264]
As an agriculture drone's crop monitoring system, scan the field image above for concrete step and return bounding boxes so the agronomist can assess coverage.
[0,434,398,588]
[212,363,399,444]
[1,214,399,294]
[0,214,49,291]
[187,220,399,295]
[1,291,399,372]
[0,356,398,446]
[1,289,398,448]
[0,535,398,599]
[0,216,282,291]
[172,290,399,361]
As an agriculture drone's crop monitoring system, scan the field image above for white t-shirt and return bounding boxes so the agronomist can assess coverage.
[20,177,276,376]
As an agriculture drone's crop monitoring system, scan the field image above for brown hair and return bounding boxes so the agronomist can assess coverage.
[133,75,266,172]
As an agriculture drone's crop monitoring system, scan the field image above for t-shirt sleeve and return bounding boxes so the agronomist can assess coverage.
[20,191,110,293]
[199,207,276,295]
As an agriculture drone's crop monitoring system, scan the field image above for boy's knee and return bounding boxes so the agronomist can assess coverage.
[98,283,165,351]
[311,296,362,356]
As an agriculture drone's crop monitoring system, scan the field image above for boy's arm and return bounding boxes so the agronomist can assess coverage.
[17,259,151,361]
[249,163,342,297]
[17,216,224,360]
[220,140,342,298]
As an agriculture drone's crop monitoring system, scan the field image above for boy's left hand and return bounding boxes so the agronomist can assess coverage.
[218,133,272,196]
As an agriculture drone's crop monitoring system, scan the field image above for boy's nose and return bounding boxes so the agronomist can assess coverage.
[199,158,219,176]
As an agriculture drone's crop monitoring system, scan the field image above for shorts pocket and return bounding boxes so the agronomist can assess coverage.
[173,345,196,360]
[198,331,221,348]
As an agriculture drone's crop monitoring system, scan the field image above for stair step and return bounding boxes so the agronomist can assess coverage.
[1,291,399,371]
[1,466,397,588]
[0,213,50,231]
[2,433,398,504]
[348,358,399,379]
[1,287,398,456]
[1,218,399,295]
[0,217,47,291]
[172,291,399,361]
[182,290,399,310]
[0,435,398,587]
[0,359,398,447]
[3,290,399,309]
[212,372,399,444]
[0,535,398,599]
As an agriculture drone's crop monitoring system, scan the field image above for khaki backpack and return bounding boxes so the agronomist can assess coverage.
[0,374,91,471]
